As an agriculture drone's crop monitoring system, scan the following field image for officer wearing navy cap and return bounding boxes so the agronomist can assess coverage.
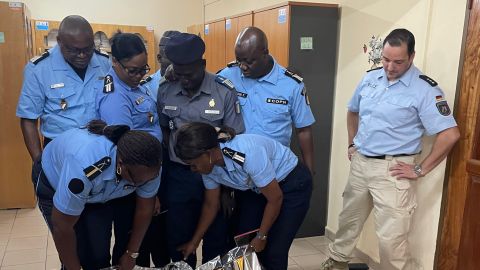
[16,15,110,161]
[33,120,162,270]
[140,30,180,102]
[173,122,312,270]
[157,32,245,267]
[320,29,460,270]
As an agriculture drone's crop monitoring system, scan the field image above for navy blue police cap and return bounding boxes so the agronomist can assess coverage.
[164,32,205,65]
[159,30,180,47]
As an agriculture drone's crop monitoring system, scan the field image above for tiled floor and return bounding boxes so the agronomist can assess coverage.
[0,207,367,269]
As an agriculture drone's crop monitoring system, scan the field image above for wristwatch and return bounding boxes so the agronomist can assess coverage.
[413,164,423,177]
[256,232,268,241]
[125,250,139,259]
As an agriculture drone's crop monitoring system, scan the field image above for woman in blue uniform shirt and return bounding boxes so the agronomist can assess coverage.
[33,120,162,270]
[174,122,312,270]
[95,32,163,266]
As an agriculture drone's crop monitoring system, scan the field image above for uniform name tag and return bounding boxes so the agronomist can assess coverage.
[50,83,65,89]
[237,92,248,98]
[205,110,220,115]
[164,105,177,110]
[266,98,288,105]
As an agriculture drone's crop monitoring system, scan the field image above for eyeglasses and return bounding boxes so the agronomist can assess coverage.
[118,61,151,77]
[61,43,95,56]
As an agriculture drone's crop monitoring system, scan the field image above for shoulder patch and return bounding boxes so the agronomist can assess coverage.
[83,156,112,181]
[366,66,382,73]
[284,69,303,83]
[140,76,153,85]
[227,61,239,68]
[68,178,85,194]
[419,75,438,87]
[30,51,50,65]
[215,75,236,90]
[103,75,114,93]
[222,147,245,166]
[94,49,109,59]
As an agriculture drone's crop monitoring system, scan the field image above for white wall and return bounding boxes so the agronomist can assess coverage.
[203,0,467,269]
[18,0,203,45]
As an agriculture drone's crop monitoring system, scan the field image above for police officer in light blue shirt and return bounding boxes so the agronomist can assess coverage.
[16,15,110,161]
[218,27,315,174]
[321,29,460,270]
[140,30,180,102]
[173,122,312,270]
[32,120,162,270]
[95,32,163,267]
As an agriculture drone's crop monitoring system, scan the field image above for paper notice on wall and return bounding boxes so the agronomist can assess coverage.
[36,21,49,31]
[146,26,154,32]
[0,32,5,44]
[8,2,22,9]
[205,24,210,35]
[300,37,313,50]
[226,19,232,30]
[278,8,287,24]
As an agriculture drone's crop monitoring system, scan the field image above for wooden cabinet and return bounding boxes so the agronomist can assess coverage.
[0,1,36,208]
[31,20,157,73]
[225,12,253,64]
[203,19,226,73]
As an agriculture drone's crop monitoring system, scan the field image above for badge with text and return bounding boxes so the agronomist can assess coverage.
[266,98,288,105]
[435,95,451,116]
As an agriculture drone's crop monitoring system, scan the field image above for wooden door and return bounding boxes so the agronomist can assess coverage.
[204,19,226,73]
[436,0,480,268]
[0,2,36,208]
[225,13,253,64]
[253,5,290,67]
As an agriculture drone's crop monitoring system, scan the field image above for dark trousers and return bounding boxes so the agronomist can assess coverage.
[232,163,313,270]
[164,160,230,268]
[110,193,136,266]
[32,158,113,270]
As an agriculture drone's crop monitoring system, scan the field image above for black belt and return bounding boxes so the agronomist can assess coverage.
[364,153,417,160]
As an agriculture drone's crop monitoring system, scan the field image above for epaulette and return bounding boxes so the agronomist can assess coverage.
[419,75,438,87]
[366,66,382,73]
[83,156,112,181]
[222,147,245,166]
[103,75,114,93]
[30,51,50,65]
[215,75,236,91]
[94,49,109,59]
[140,75,152,85]
[227,61,239,68]
[284,69,303,83]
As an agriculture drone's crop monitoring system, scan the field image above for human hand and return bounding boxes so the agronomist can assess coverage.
[118,253,136,270]
[389,161,419,180]
[177,240,198,260]
[249,237,267,253]
[347,146,357,161]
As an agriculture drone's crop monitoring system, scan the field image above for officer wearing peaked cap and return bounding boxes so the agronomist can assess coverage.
[33,120,162,270]
[16,15,110,162]
[157,32,245,267]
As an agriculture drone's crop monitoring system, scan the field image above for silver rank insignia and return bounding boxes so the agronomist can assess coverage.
[135,96,145,105]
[148,112,154,123]
[209,98,215,108]
[222,147,245,166]
[301,87,311,105]
[60,99,68,110]
[235,101,241,114]
[103,75,114,93]
[169,120,175,130]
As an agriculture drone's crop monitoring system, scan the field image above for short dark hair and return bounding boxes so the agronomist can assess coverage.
[110,32,146,61]
[174,122,236,161]
[383,28,415,56]
[86,120,162,167]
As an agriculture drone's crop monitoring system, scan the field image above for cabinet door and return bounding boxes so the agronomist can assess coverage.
[225,13,253,64]
[204,20,226,73]
[254,6,289,67]
[0,2,36,208]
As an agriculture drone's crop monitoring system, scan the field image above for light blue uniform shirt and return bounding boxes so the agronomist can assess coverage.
[96,68,162,142]
[141,70,162,102]
[218,58,315,146]
[348,65,457,156]
[202,134,298,191]
[16,46,110,139]
[41,128,160,216]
